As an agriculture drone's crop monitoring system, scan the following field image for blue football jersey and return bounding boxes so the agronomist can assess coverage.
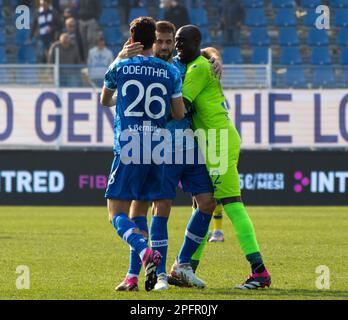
[104,55,182,154]
[165,56,195,152]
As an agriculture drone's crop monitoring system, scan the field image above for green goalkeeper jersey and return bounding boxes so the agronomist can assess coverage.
[182,55,242,199]
[182,55,231,131]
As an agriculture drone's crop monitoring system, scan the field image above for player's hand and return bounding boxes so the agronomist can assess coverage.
[118,39,143,59]
[209,56,223,79]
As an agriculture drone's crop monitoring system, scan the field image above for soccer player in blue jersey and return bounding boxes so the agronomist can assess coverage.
[100,17,185,292]
[114,21,223,291]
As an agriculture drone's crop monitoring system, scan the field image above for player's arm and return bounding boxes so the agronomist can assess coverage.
[170,67,185,120]
[101,64,118,107]
[171,96,185,120]
[201,47,223,78]
[182,62,210,105]
[100,86,117,107]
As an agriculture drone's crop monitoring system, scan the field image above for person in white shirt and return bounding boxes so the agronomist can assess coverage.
[87,32,114,87]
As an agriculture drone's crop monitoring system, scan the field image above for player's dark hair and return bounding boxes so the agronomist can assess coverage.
[130,16,157,50]
[156,21,176,37]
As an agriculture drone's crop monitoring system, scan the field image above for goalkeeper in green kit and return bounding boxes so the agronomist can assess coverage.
[172,25,271,289]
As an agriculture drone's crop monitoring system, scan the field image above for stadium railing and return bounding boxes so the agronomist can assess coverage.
[222,64,271,89]
[2,57,346,90]
[0,64,56,86]
[1,63,273,89]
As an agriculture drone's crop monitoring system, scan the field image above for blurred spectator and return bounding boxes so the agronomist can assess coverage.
[78,0,101,62]
[160,0,190,30]
[86,32,114,87]
[48,33,81,86]
[47,32,81,64]
[28,0,62,60]
[221,0,245,45]
[64,17,84,62]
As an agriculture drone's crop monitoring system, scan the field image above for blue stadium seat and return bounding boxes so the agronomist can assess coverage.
[274,9,297,27]
[0,12,4,27]
[311,47,331,65]
[15,29,30,45]
[280,47,302,64]
[333,9,348,27]
[303,9,318,27]
[284,66,306,88]
[307,28,329,46]
[249,28,270,46]
[337,28,348,46]
[331,0,348,8]
[17,45,37,64]
[278,27,299,46]
[9,0,18,7]
[157,8,165,20]
[103,27,123,46]
[251,47,269,64]
[0,32,5,45]
[272,0,295,8]
[101,0,118,7]
[245,9,267,27]
[109,45,122,57]
[0,46,7,63]
[189,8,208,27]
[201,27,212,46]
[128,8,149,24]
[222,47,243,64]
[343,66,348,85]
[340,47,348,64]
[301,0,321,8]
[313,66,335,87]
[99,9,121,27]
[242,0,264,8]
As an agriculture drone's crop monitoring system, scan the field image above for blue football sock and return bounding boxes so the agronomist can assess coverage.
[150,216,168,275]
[177,209,212,264]
[112,213,148,257]
[128,216,148,276]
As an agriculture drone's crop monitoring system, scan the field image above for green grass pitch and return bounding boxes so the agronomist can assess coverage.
[0,206,347,300]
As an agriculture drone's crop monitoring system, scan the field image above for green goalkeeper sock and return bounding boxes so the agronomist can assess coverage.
[190,207,209,272]
[191,231,209,261]
[190,232,209,272]
[223,202,260,256]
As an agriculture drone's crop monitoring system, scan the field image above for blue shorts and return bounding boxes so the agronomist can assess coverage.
[105,154,166,201]
[161,160,213,200]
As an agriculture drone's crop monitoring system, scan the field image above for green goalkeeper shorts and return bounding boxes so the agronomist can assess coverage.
[197,124,241,200]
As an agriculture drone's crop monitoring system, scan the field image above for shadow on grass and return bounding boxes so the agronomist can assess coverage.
[198,288,348,299]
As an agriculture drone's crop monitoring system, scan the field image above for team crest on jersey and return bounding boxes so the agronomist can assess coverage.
[188,64,197,73]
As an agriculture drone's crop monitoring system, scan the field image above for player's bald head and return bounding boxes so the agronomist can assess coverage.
[175,25,202,63]
[176,25,202,45]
